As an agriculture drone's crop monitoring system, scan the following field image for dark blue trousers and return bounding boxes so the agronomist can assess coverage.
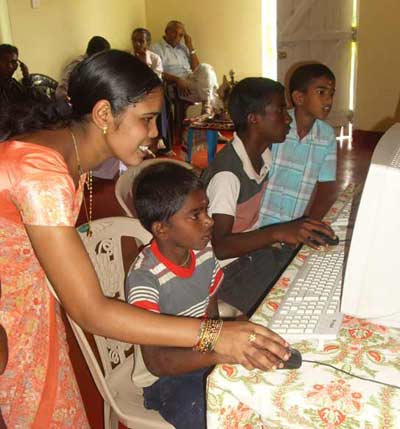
[143,367,209,429]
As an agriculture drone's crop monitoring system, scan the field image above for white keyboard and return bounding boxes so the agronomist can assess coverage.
[332,199,353,228]
[268,248,345,343]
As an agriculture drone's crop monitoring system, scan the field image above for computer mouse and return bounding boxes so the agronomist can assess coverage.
[279,348,302,370]
[311,230,339,246]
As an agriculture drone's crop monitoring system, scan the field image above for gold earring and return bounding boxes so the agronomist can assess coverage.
[102,126,108,135]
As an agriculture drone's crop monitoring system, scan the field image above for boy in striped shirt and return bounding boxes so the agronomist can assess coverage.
[125,162,224,429]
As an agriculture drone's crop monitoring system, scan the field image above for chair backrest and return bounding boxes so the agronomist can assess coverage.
[77,217,152,375]
[75,217,173,427]
[46,279,171,428]
[115,158,194,217]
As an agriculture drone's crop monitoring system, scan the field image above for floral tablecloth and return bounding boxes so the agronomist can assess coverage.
[207,185,400,429]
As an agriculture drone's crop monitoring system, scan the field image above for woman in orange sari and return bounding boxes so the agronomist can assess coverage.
[0,50,289,428]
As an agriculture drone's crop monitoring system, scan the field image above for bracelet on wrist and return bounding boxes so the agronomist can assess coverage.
[193,318,223,353]
[190,49,196,55]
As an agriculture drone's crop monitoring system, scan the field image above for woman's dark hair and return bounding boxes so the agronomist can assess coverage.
[228,77,285,133]
[0,50,162,140]
[134,162,204,232]
[86,36,111,56]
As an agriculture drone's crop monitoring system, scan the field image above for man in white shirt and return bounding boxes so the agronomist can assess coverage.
[151,20,220,113]
[131,28,163,78]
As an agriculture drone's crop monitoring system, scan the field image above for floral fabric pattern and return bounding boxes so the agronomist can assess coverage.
[207,185,400,428]
[0,141,89,428]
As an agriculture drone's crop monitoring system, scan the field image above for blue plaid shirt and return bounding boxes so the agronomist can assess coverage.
[258,109,337,226]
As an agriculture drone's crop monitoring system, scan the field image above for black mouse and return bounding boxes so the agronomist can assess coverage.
[310,230,339,246]
[279,348,302,370]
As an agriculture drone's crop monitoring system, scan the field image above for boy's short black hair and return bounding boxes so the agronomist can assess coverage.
[134,162,204,232]
[0,44,18,58]
[289,63,335,96]
[228,77,285,133]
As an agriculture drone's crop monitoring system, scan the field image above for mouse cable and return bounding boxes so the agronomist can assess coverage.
[302,359,400,390]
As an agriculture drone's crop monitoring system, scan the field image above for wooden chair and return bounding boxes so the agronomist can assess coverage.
[165,83,198,145]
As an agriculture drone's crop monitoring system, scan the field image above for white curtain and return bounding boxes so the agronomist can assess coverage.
[0,0,12,44]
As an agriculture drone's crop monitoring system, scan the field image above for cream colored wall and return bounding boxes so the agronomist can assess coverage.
[6,0,399,132]
[355,0,400,131]
[145,0,262,82]
[7,0,146,81]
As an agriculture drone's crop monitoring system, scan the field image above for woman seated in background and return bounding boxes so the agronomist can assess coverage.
[0,50,289,428]
[55,35,111,99]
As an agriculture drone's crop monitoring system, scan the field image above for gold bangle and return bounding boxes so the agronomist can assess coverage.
[193,318,223,353]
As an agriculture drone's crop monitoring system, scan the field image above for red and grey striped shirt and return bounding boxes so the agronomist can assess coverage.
[125,240,223,317]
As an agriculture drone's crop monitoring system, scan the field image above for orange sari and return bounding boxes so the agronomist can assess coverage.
[0,141,89,428]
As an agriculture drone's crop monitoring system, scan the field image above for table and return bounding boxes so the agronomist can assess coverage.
[184,117,234,163]
[207,184,400,429]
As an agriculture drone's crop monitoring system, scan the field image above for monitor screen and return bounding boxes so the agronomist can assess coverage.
[340,123,400,327]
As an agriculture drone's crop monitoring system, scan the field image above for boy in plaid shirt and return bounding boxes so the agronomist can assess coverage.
[259,63,337,226]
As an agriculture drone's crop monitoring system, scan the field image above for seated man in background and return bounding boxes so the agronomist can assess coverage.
[151,20,221,114]
[56,35,110,99]
[131,28,163,78]
[0,44,34,106]
[131,28,171,153]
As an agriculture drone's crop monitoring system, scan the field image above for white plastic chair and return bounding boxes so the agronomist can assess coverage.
[115,158,194,217]
[63,217,172,429]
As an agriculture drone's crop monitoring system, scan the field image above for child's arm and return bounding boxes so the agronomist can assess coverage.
[206,171,335,260]
[207,294,219,319]
[211,213,335,260]
[140,342,230,377]
[305,181,336,220]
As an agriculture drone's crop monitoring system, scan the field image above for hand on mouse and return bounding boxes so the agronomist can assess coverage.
[277,347,302,370]
[273,217,336,250]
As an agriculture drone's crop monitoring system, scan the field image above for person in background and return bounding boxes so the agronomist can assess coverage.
[202,77,335,315]
[131,27,167,153]
[258,63,337,226]
[0,44,34,106]
[0,50,289,428]
[131,28,163,78]
[151,20,221,115]
[55,35,111,99]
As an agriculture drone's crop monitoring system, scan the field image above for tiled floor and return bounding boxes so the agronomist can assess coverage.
[69,130,381,429]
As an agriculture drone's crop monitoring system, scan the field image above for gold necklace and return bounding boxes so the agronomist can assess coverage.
[178,251,191,267]
[70,129,93,237]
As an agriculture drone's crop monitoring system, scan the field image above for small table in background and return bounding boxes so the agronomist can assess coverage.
[184,117,235,163]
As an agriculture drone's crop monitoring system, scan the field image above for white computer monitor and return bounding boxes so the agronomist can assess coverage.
[341,123,400,327]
